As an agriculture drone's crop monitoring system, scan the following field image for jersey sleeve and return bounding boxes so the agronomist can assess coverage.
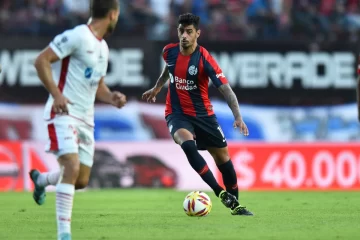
[49,28,81,59]
[203,52,228,88]
[162,45,171,63]
[162,43,178,63]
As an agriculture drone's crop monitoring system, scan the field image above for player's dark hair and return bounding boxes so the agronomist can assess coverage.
[91,0,119,18]
[178,13,200,30]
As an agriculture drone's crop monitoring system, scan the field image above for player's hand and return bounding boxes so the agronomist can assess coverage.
[111,91,127,108]
[142,87,160,103]
[52,94,73,115]
[233,117,249,136]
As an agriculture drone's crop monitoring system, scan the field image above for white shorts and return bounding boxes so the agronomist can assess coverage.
[45,115,95,167]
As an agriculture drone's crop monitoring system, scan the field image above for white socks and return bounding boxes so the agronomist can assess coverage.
[56,183,75,237]
[37,171,61,187]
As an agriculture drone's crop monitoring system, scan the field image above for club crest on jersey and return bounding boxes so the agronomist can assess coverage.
[188,65,198,76]
[84,67,93,79]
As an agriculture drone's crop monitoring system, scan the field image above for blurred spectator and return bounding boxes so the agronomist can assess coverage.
[63,0,90,26]
[0,0,358,42]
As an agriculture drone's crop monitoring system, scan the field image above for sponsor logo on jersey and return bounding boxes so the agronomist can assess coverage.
[169,73,198,91]
[84,67,93,79]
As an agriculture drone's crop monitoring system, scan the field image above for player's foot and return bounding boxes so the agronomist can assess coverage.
[29,169,46,205]
[231,205,254,216]
[219,190,238,209]
[58,233,71,240]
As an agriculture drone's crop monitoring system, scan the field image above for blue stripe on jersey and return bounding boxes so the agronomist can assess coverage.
[166,47,183,114]
[203,58,222,88]
[186,46,207,117]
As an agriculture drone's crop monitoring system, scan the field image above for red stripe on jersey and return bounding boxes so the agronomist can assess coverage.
[198,58,214,116]
[199,47,228,86]
[174,55,196,116]
[50,56,70,119]
[358,56,360,75]
[47,123,59,151]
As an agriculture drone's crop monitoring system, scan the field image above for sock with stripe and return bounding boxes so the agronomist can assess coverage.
[37,171,61,187]
[218,160,239,199]
[56,183,75,237]
[181,140,224,196]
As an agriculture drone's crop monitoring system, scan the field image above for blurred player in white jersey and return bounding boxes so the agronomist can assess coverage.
[29,1,125,239]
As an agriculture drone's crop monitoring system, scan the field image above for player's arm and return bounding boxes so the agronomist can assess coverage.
[218,84,242,120]
[35,29,82,113]
[203,53,242,120]
[96,77,126,108]
[36,29,79,99]
[34,47,63,99]
[154,64,170,91]
[142,64,169,102]
[203,51,248,135]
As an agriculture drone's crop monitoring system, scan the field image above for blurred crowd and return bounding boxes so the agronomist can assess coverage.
[0,0,359,42]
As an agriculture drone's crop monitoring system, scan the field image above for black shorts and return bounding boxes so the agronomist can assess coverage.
[165,114,227,150]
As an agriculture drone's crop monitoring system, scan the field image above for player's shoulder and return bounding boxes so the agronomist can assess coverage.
[163,43,179,53]
[199,46,211,58]
[66,24,86,35]
[60,24,88,41]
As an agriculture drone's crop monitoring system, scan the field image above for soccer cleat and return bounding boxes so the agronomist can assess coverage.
[219,190,238,209]
[58,233,72,240]
[29,169,46,205]
[231,205,254,216]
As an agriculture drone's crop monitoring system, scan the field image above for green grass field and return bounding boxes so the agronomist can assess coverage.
[0,190,359,240]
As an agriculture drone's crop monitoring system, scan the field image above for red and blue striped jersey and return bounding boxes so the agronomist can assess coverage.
[162,43,228,117]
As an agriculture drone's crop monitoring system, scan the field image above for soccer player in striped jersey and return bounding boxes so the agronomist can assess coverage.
[142,13,253,216]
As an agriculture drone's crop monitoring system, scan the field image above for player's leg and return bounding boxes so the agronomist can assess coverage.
[207,147,252,215]
[75,164,91,189]
[29,169,61,189]
[193,116,253,215]
[207,146,238,199]
[166,114,224,197]
[74,123,95,189]
[56,152,79,240]
[30,168,88,190]
[29,169,61,205]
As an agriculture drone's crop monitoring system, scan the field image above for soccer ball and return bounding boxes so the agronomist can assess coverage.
[183,191,212,217]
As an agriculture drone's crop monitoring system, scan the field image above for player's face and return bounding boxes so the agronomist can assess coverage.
[107,7,120,34]
[178,24,200,49]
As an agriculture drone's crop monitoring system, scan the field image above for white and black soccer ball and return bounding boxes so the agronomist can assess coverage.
[183,191,212,217]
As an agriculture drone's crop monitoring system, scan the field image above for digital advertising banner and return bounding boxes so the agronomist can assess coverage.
[1,141,359,192]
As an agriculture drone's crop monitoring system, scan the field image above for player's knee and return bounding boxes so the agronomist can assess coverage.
[58,154,80,184]
[181,140,197,155]
[63,164,80,184]
[75,178,89,189]
[174,129,194,145]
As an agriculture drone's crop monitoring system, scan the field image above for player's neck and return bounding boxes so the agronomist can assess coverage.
[180,43,198,56]
[88,19,108,39]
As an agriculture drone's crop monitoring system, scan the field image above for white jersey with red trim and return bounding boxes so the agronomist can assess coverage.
[43,24,109,126]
